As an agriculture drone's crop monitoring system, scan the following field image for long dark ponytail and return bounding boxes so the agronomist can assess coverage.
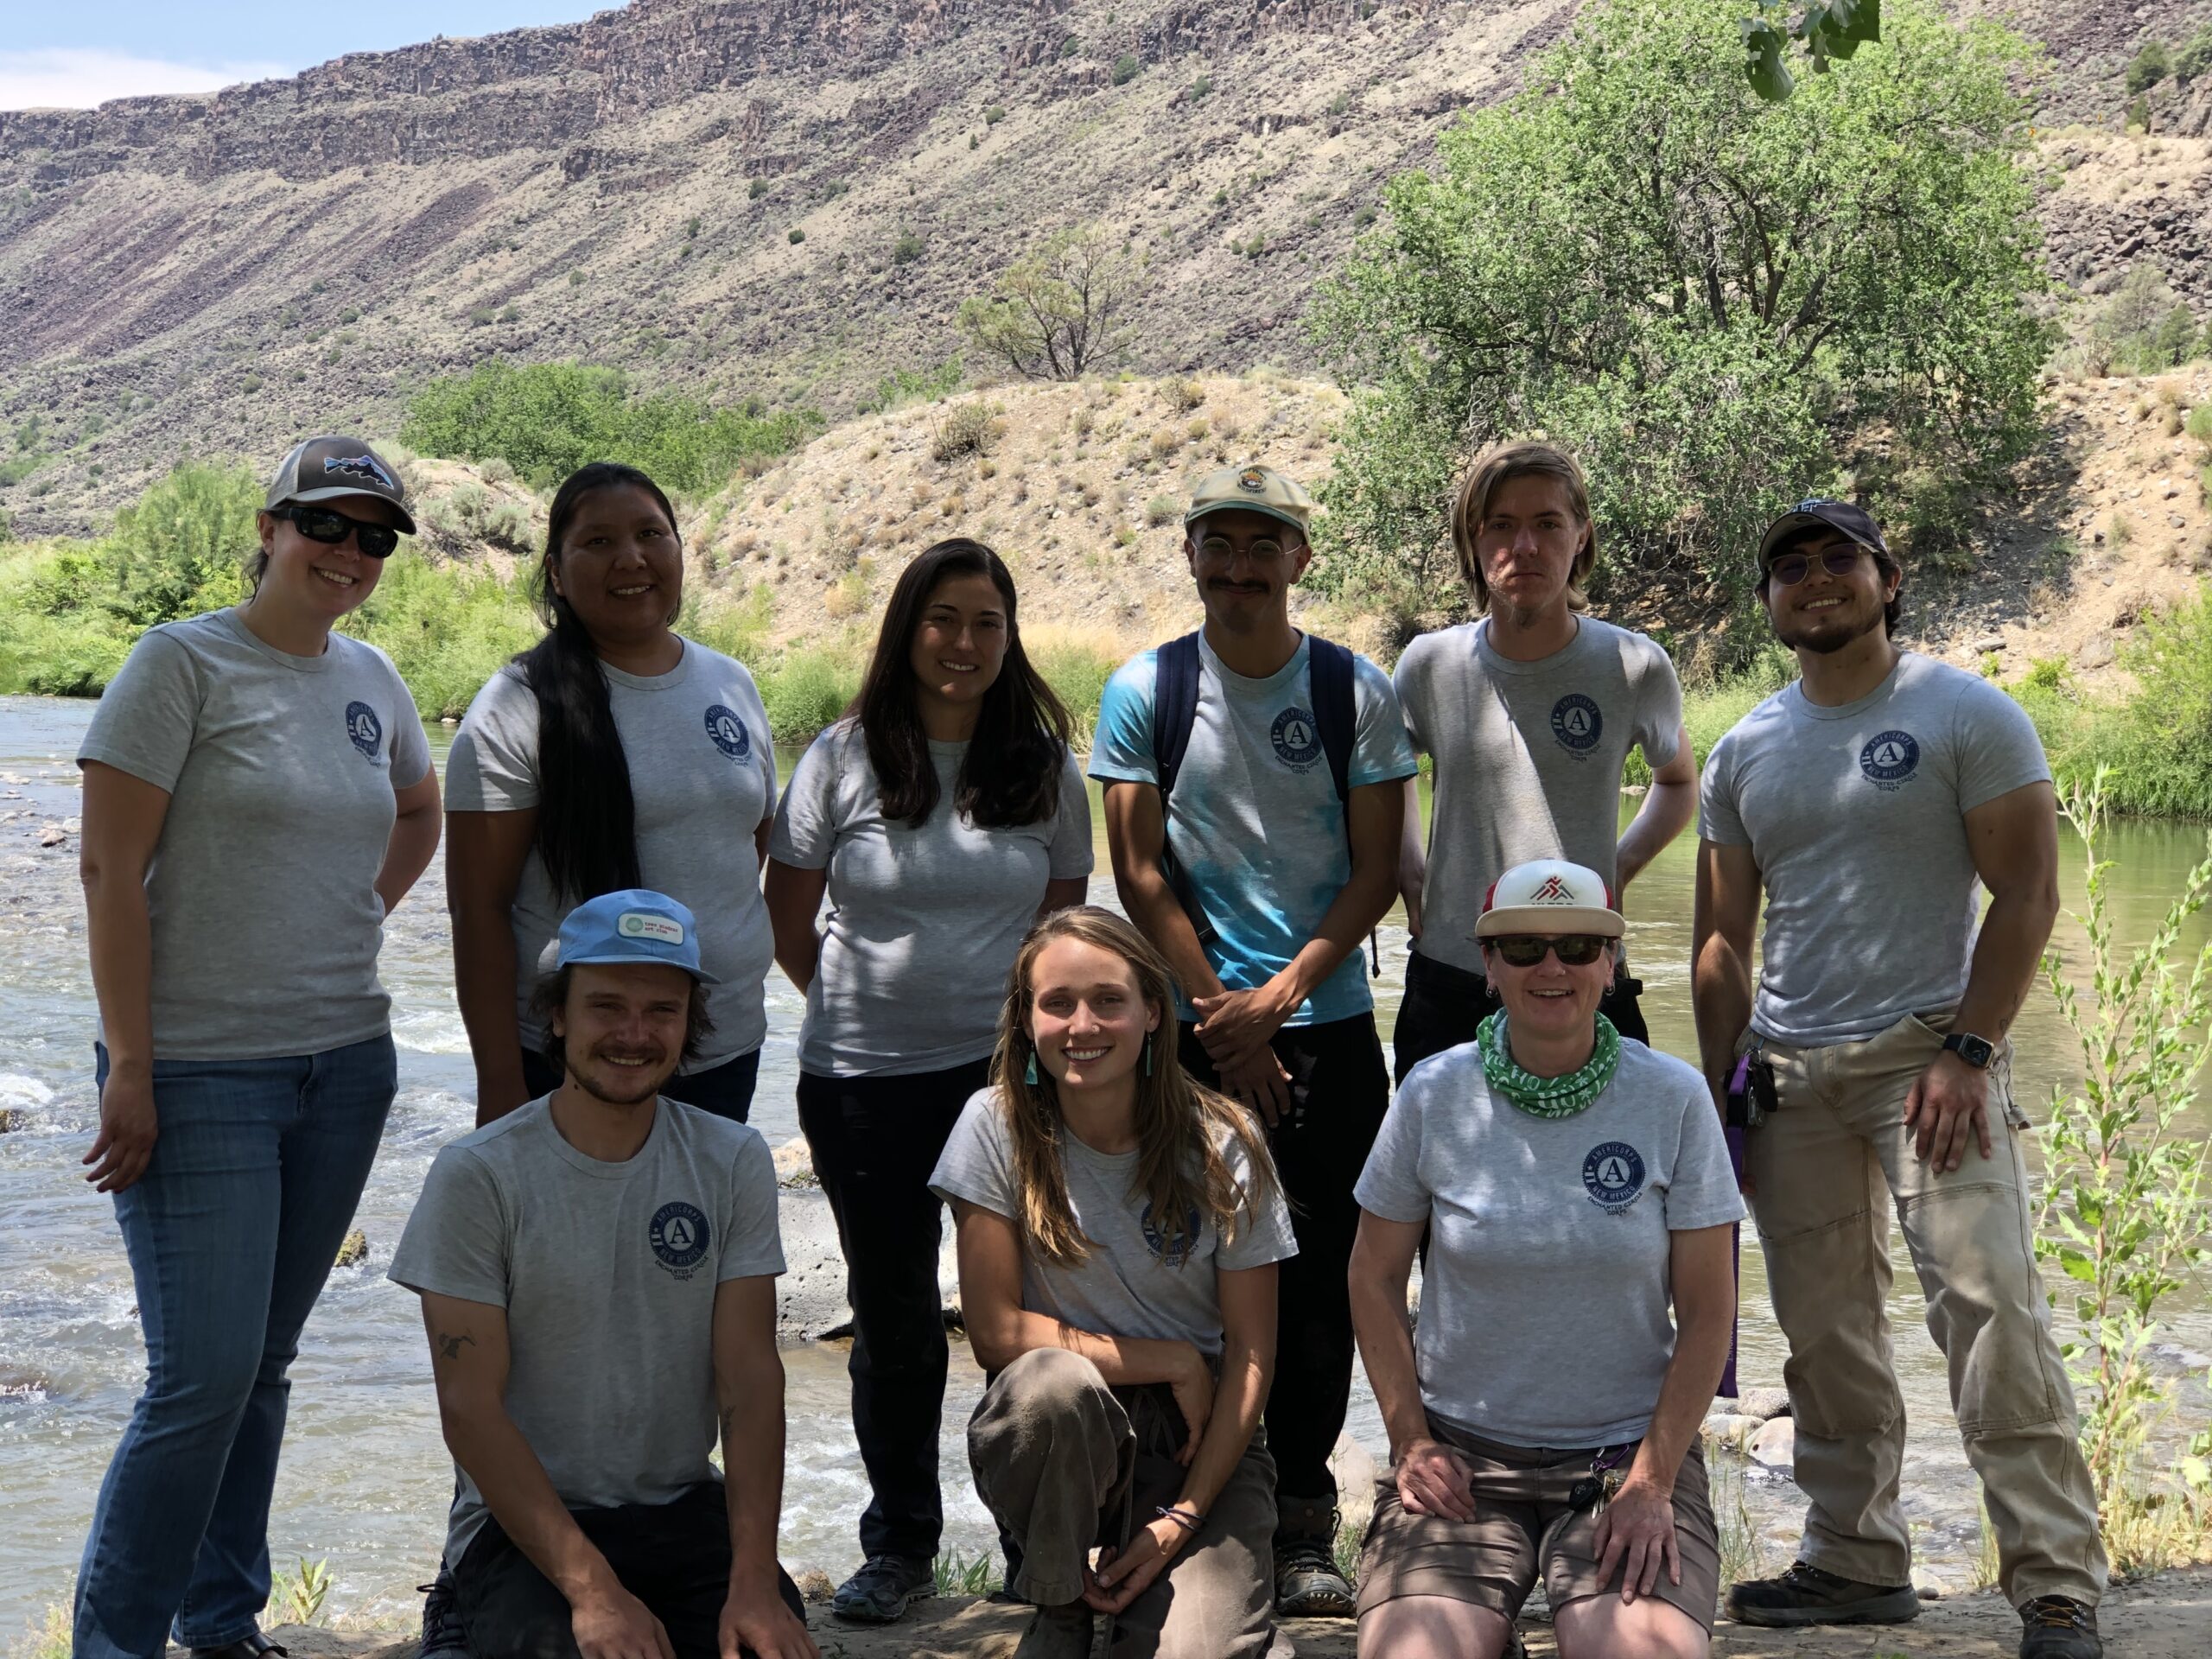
[852,538,1072,829]
[518,463,680,900]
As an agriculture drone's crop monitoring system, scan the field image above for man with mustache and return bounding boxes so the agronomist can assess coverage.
[1092,464,1419,1618]
[1693,503,2106,1659]
[391,890,817,1659]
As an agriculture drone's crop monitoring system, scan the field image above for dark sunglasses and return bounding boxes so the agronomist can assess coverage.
[1764,547,1867,587]
[271,504,401,558]
[1489,934,1612,968]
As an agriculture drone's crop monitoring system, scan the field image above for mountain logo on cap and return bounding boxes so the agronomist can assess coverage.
[324,454,396,489]
[1530,874,1575,905]
[1238,467,1267,493]
[617,912,686,944]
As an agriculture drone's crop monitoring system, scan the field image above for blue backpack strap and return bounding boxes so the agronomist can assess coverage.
[1306,634,1382,978]
[1152,632,1203,802]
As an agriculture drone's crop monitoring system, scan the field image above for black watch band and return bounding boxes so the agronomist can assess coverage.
[1942,1032,1995,1069]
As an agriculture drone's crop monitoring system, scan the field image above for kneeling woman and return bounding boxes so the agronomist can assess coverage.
[1349,860,1742,1659]
[931,908,1296,1659]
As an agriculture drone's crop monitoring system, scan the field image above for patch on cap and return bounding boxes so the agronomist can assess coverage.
[617,912,685,945]
[1238,467,1268,493]
[1528,874,1576,906]
[322,453,397,491]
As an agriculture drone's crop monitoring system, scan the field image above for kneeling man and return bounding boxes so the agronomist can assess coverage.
[391,889,817,1659]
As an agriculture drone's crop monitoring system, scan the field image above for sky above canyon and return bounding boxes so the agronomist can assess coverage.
[0,3,595,109]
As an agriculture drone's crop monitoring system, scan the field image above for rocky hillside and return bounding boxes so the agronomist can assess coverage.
[0,0,2207,537]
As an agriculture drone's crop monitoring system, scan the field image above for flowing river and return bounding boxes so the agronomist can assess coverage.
[2,693,2208,1634]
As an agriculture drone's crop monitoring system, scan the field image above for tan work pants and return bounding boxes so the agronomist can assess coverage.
[1747,1012,2107,1607]
[967,1346,1282,1659]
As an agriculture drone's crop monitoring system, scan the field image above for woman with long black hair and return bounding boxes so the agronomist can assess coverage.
[445,462,779,1128]
[765,538,1093,1625]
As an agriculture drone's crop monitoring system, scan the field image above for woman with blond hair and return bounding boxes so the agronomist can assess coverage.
[931,906,1296,1659]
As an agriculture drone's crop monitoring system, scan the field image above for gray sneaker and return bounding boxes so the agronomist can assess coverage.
[1725,1560,1919,1626]
[830,1554,933,1624]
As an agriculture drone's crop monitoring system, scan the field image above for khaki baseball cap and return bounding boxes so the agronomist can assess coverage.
[1185,464,1313,539]
[265,436,416,535]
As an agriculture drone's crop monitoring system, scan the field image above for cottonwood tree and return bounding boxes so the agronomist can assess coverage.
[957,225,1145,381]
[1308,0,2050,639]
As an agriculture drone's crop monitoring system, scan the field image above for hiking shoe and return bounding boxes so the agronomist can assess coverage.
[418,1569,467,1657]
[1012,1601,1095,1658]
[1274,1495,1356,1618]
[2019,1595,2102,1658]
[1725,1560,1919,1626]
[830,1554,933,1624]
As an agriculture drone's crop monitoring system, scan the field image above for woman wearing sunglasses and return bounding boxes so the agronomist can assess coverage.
[1345,860,1741,1659]
[73,437,441,1659]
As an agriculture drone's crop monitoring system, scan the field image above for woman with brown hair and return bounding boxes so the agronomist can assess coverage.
[931,906,1295,1659]
[764,538,1093,1623]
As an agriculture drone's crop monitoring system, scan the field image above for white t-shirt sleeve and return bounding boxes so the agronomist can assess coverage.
[443,667,541,813]
[1217,1136,1300,1270]
[1391,637,1433,757]
[78,626,200,791]
[766,728,844,870]
[1663,1088,1746,1231]
[386,1147,512,1306]
[1047,748,1096,879]
[380,652,434,790]
[1353,1081,1431,1224]
[717,1132,787,1281]
[928,1090,1019,1217]
[1349,656,1421,788]
[1696,730,1751,846]
[1632,640,1686,772]
[1949,677,2052,813]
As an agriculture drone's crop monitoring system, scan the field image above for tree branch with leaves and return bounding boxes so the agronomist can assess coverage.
[957,225,1147,381]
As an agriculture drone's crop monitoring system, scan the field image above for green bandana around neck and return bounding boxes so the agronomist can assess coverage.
[1477,1010,1621,1119]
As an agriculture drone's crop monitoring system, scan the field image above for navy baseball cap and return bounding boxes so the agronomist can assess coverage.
[555,889,720,984]
[1757,499,1890,571]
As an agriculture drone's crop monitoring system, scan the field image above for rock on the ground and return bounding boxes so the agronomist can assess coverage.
[794,1568,834,1604]
[1749,1416,1797,1470]
[334,1230,369,1268]
[774,1188,850,1344]
[1734,1385,1792,1422]
[1913,1567,1950,1601]
[772,1135,815,1185]
[1702,1412,1764,1452]
[0,1106,24,1134]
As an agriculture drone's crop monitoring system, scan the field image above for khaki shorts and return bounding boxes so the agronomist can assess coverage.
[1356,1420,1722,1631]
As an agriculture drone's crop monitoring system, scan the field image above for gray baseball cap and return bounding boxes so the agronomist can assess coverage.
[265,436,416,535]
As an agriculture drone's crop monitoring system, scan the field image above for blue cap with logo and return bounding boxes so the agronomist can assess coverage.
[555,889,720,984]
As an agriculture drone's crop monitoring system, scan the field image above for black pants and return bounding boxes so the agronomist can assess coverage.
[798,1055,993,1562]
[1177,1012,1390,1510]
[521,1046,760,1122]
[1390,950,1649,1084]
[453,1482,805,1659]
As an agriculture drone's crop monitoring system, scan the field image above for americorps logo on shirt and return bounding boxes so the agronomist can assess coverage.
[704,704,753,761]
[1549,693,1603,756]
[1582,1141,1647,1214]
[345,701,383,760]
[1141,1199,1204,1269]
[1859,729,1921,791]
[650,1200,711,1278]
[1270,706,1323,772]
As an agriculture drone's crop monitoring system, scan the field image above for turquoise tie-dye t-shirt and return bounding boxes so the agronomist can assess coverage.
[1090,632,1420,1025]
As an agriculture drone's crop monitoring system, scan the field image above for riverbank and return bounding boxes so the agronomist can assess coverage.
[120,1567,2212,1659]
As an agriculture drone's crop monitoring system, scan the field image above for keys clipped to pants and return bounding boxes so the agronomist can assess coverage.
[1567,1446,1630,1516]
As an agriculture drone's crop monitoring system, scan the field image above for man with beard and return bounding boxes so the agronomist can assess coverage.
[391,890,817,1659]
[1693,503,2105,1659]
[1091,464,1419,1617]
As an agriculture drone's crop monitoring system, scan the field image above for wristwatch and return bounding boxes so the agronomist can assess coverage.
[1942,1032,1995,1069]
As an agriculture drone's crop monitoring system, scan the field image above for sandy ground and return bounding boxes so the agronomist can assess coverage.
[261,1567,2212,1659]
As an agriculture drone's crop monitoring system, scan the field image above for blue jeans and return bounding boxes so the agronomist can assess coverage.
[74,1036,398,1659]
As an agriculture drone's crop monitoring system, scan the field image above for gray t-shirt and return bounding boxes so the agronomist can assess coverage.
[1699,652,2051,1046]
[77,607,430,1060]
[1394,617,1682,974]
[1356,1039,1743,1447]
[1089,632,1421,1022]
[443,640,779,1068]
[930,1087,1298,1356]
[387,1096,785,1564]
[768,724,1093,1076]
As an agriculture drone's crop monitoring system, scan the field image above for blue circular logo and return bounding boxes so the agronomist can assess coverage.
[345,701,383,760]
[1582,1141,1647,1212]
[1550,694,1603,753]
[704,704,752,761]
[1141,1200,1204,1269]
[1270,706,1322,771]
[1859,729,1921,786]
[649,1201,711,1272]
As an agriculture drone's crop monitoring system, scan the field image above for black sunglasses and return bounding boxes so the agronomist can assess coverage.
[271,504,401,559]
[1489,935,1612,968]
[1764,547,1867,587]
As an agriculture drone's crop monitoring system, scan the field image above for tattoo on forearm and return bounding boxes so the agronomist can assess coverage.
[436,1332,476,1361]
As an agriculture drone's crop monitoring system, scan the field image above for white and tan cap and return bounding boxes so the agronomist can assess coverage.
[1477,858,1624,939]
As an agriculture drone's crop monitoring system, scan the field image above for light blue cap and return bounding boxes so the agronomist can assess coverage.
[555,889,720,984]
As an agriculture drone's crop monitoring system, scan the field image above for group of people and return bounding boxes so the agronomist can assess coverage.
[65,429,2109,1659]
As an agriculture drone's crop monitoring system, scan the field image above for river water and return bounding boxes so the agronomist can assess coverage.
[2,693,2208,1634]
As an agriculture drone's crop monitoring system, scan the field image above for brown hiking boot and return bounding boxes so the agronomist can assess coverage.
[1724,1560,1919,1626]
[2018,1595,2101,1658]
[1274,1494,1356,1617]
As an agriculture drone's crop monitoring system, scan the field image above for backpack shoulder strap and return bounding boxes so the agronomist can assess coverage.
[1152,632,1203,801]
[1307,634,1357,807]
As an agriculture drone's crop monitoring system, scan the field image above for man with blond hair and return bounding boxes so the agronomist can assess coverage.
[1391,441,1696,1081]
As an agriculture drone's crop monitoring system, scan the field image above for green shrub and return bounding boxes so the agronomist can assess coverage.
[759,646,861,740]
[984,105,1007,124]
[892,231,925,265]
[788,227,806,245]
[467,304,495,327]
[340,552,541,719]
[859,356,966,415]
[2188,405,2212,445]
[1191,75,1213,102]
[2126,41,2173,96]
[1059,35,1082,59]
[1113,54,1141,86]
[2182,27,2212,82]
[1145,494,1178,526]
[748,176,769,199]
[1030,636,1120,745]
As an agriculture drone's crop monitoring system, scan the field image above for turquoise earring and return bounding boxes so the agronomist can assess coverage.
[1025,1049,1039,1085]
[1143,1035,1154,1077]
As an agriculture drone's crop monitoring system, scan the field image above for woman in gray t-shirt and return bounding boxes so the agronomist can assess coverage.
[73,436,441,1659]
[1349,859,1741,1659]
[931,906,1294,1659]
[763,538,1092,1622]
[445,463,779,1128]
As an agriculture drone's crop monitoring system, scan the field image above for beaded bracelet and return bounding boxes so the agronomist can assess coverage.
[1154,1504,1203,1534]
